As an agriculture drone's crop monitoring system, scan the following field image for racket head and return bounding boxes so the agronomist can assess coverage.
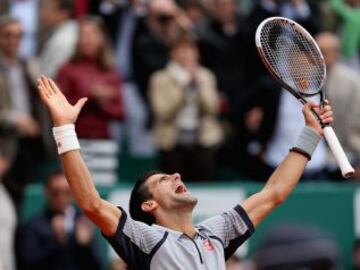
[255,17,326,98]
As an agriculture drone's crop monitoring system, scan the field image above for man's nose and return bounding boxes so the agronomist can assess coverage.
[171,173,181,181]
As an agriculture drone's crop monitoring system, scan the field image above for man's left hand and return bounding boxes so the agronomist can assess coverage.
[302,100,334,136]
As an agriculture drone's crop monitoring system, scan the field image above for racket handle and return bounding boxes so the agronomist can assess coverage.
[323,126,354,178]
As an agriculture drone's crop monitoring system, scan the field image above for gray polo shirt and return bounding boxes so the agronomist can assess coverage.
[104,205,254,270]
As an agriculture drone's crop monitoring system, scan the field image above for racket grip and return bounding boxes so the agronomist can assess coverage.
[323,126,355,178]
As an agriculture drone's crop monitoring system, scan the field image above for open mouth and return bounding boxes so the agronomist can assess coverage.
[175,184,188,194]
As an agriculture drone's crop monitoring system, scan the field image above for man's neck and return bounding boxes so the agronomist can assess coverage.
[156,210,196,238]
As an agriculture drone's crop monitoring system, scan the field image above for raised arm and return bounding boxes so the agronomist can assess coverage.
[241,102,333,227]
[37,76,121,236]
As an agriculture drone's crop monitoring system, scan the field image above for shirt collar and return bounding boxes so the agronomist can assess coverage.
[152,224,207,240]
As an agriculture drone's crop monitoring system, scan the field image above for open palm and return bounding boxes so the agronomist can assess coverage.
[37,76,87,126]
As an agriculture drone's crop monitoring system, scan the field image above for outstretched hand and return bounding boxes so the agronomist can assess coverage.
[37,76,87,126]
[302,100,333,136]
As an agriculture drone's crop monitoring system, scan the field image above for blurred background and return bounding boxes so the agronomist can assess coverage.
[1,0,360,269]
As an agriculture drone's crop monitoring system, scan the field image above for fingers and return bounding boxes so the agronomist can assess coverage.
[320,110,333,119]
[303,101,320,111]
[37,77,50,100]
[75,97,88,112]
[38,76,51,98]
[302,101,320,117]
[41,75,52,94]
[303,101,332,115]
[303,100,334,124]
[37,75,58,98]
[321,116,333,125]
[320,102,333,124]
[38,84,48,100]
[49,78,60,94]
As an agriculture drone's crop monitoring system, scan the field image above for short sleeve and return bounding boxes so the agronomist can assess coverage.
[197,205,255,260]
[103,208,166,269]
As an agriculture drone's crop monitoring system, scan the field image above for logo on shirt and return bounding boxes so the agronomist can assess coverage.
[203,239,214,251]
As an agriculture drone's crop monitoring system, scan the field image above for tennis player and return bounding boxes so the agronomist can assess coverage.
[37,75,333,269]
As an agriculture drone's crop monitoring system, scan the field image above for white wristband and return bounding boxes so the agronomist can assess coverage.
[52,124,80,155]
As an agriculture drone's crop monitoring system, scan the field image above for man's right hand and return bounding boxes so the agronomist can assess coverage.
[37,76,87,127]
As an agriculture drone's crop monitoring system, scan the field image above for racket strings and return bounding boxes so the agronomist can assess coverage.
[259,21,325,95]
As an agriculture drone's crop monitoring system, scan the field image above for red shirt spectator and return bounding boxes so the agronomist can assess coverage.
[57,16,123,139]
[58,60,123,138]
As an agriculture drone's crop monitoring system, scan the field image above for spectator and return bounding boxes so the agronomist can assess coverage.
[99,0,156,157]
[0,150,16,270]
[330,0,360,69]
[38,0,78,77]
[218,75,281,181]
[197,0,271,178]
[149,35,223,181]
[133,0,185,102]
[0,15,52,207]
[98,0,147,45]
[19,172,102,270]
[198,0,254,111]
[9,0,39,58]
[315,32,360,180]
[180,0,207,27]
[58,16,123,139]
[262,90,328,180]
[254,224,339,269]
[72,0,99,18]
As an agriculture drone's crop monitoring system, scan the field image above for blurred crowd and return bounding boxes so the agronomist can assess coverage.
[1,0,360,269]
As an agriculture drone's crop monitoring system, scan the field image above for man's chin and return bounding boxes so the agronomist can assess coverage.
[174,194,198,205]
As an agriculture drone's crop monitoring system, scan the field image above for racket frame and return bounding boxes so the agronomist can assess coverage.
[255,16,326,104]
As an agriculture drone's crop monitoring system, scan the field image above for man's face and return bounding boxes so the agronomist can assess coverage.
[213,0,236,24]
[317,42,340,70]
[171,43,199,70]
[144,173,198,212]
[46,174,72,214]
[40,1,68,29]
[148,0,178,38]
[0,22,22,58]
[78,22,105,59]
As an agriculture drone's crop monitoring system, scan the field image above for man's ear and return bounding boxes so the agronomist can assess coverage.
[141,200,157,213]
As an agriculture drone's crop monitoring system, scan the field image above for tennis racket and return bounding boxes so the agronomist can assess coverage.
[255,16,354,178]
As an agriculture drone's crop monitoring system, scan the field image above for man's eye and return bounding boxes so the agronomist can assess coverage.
[159,176,167,182]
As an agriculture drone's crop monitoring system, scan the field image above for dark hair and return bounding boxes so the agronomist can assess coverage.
[170,33,198,51]
[129,170,163,225]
